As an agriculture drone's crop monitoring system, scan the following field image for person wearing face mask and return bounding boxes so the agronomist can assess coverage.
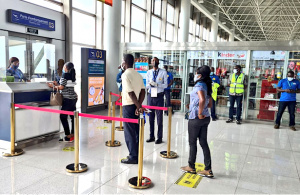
[48,62,77,142]
[146,57,168,144]
[274,71,300,131]
[116,64,124,92]
[226,65,247,125]
[210,67,220,121]
[163,65,174,115]
[181,65,214,178]
[6,57,29,82]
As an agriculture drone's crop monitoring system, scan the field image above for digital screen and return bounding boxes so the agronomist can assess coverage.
[88,77,105,106]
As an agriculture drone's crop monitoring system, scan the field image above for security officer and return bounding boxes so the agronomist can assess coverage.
[226,65,246,125]
[210,67,220,121]
[164,65,174,115]
[146,57,168,144]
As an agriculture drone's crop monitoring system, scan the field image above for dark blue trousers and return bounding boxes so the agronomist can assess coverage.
[229,95,243,121]
[148,93,164,140]
[123,104,139,161]
[275,101,296,126]
[164,89,171,107]
[211,99,216,120]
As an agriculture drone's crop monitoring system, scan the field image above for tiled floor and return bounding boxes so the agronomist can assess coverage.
[1,110,300,194]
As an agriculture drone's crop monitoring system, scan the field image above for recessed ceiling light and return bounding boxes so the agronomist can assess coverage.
[198,0,204,3]
[222,22,226,24]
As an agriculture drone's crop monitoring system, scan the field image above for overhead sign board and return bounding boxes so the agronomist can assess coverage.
[252,51,285,61]
[7,9,55,31]
[217,51,247,60]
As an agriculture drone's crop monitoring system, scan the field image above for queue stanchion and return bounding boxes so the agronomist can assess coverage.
[105,102,121,147]
[66,111,88,173]
[115,93,124,131]
[129,113,152,189]
[160,107,178,159]
[104,92,112,123]
[3,103,24,157]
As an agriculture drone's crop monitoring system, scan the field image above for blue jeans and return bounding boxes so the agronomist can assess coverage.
[275,101,296,126]
[229,95,243,121]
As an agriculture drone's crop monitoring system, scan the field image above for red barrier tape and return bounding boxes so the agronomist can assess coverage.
[143,105,168,111]
[79,113,138,124]
[15,104,74,115]
[110,92,120,97]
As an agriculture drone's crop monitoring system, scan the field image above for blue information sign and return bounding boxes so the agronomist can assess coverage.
[88,60,105,74]
[7,9,55,31]
[89,49,106,60]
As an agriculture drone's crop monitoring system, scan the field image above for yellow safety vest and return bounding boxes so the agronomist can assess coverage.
[230,73,245,94]
[212,83,220,101]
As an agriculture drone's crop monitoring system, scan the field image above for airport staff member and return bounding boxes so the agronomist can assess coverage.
[121,54,146,164]
[210,67,220,121]
[226,65,246,125]
[6,57,29,82]
[274,71,300,131]
[116,64,124,92]
[146,57,168,144]
[164,65,174,115]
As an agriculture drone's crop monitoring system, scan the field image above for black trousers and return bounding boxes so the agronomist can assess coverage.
[60,98,77,136]
[229,95,243,121]
[148,93,164,139]
[275,101,296,126]
[188,117,211,170]
[123,104,139,160]
[211,99,216,119]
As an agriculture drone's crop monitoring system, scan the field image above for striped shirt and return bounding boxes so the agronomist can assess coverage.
[59,73,77,100]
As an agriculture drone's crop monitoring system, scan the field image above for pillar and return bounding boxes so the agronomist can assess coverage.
[103,1,122,100]
[179,0,191,42]
[63,0,72,61]
[210,11,218,42]
[229,28,235,42]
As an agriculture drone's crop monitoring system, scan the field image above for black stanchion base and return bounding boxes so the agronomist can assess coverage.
[66,163,88,173]
[160,151,178,159]
[104,120,112,124]
[2,149,24,157]
[128,176,152,189]
[115,126,124,131]
[105,140,121,147]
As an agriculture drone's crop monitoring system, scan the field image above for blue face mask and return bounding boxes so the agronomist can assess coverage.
[210,72,214,76]
[62,69,66,74]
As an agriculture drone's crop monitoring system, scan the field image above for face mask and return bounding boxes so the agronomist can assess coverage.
[62,69,66,74]
[210,72,213,76]
[194,74,199,82]
[13,65,18,70]
[288,77,294,81]
[233,69,238,74]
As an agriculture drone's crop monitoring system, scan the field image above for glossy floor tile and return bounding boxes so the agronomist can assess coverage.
[1,111,300,194]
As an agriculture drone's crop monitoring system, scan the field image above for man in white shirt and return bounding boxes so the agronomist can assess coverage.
[146,57,168,144]
[121,54,146,164]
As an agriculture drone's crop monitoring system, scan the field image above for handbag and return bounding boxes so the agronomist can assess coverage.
[50,86,63,106]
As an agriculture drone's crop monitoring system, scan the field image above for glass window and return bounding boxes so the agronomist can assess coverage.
[189,34,193,42]
[151,36,161,42]
[73,11,96,45]
[131,6,146,32]
[167,4,174,24]
[132,0,146,9]
[196,24,200,37]
[131,30,145,42]
[121,0,125,25]
[203,28,207,40]
[153,0,162,16]
[196,37,200,42]
[73,0,96,14]
[0,37,6,79]
[189,19,193,34]
[166,24,174,42]
[8,37,26,73]
[23,0,63,12]
[121,26,125,42]
[151,16,161,38]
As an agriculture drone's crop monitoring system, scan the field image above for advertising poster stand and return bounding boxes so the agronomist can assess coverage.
[81,48,107,113]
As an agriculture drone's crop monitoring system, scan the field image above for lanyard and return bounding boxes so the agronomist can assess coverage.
[235,74,240,81]
[287,80,293,89]
[152,69,159,82]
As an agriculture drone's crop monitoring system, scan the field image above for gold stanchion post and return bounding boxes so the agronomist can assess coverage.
[160,107,178,159]
[115,93,124,131]
[66,111,88,173]
[104,92,112,123]
[3,103,24,157]
[105,102,121,147]
[129,114,152,189]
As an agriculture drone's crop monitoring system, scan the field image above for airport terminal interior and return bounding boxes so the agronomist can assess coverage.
[1,0,300,194]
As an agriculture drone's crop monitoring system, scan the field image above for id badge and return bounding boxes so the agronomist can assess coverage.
[151,87,158,97]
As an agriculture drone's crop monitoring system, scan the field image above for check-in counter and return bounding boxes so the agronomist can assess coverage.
[0,82,60,146]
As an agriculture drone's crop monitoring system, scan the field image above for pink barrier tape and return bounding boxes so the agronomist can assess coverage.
[79,113,138,124]
[116,101,122,106]
[142,105,168,111]
[14,104,74,115]
[110,92,120,97]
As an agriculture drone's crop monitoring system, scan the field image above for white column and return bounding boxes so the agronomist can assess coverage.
[179,0,191,42]
[103,1,122,99]
[210,11,218,42]
[63,0,72,61]
[229,28,235,42]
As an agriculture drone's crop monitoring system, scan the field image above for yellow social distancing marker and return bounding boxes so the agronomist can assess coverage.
[62,147,75,152]
[175,163,205,188]
[97,126,108,130]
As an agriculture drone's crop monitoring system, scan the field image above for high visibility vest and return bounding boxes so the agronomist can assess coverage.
[230,73,245,94]
[212,83,220,101]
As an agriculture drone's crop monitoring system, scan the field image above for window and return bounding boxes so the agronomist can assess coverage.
[73,11,96,45]
[189,34,193,42]
[23,0,63,12]
[167,4,174,24]
[131,6,146,32]
[189,19,193,34]
[152,0,162,16]
[196,24,200,37]
[121,26,125,42]
[73,0,96,14]
[166,23,174,41]
[151,16,161,38]
[121,0,125,25]
[151,36,161,42]
[203,27,207,41]
[132,0,146,9]
[131,30,145,42]
[196,37,200,42]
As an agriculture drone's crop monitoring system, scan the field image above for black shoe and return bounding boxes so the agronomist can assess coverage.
[155,139,162,144]
[146,137,155,143]
[236,120,241,125]
[212,118,217,121]
[226,119,233,123]
[121,158,138,164]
